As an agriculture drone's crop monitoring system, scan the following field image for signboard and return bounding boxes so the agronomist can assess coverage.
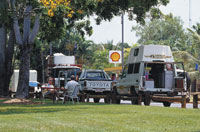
[109,50,122,63]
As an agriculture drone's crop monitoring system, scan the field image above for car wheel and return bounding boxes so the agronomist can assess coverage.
[144,92,151,106]
[163,102,171,107]
[94,98,100,103]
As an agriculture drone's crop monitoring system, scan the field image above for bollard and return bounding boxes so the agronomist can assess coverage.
[138,94,142,105]
[52,91,56,104]
[86,95,89,102]
[193,94,198,109]
[181,95,186,108]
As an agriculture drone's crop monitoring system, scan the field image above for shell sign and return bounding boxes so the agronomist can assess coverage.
[109,50,122,63]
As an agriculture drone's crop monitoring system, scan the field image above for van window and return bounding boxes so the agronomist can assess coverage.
[128,64,134,74]
[121,65,128,78]
[134,63,140,73]
[134,48,139,56]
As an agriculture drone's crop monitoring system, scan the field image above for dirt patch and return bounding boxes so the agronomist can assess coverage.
[1,98,42,104]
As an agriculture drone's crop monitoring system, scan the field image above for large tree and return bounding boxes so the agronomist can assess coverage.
[12,1,41,98]
[0,0,16,96]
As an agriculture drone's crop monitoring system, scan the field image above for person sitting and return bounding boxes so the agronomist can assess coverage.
[166,63,173,71]
[65,75,79,96]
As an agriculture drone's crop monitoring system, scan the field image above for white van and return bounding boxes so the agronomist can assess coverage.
[113,45,187,106]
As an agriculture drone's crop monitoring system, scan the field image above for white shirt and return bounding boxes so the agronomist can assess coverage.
[65,80,79,95]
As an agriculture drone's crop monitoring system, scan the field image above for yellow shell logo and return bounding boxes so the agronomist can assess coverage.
[110,52,120,62]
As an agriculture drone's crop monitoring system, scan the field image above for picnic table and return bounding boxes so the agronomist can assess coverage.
[40,85,65,103]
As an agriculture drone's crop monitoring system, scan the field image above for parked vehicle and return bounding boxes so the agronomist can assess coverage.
[113,45,187,106]
[46,53,82,88]
[50,66,81,88]
[42,53,82,100]
[9,70,40,97]
[79,69,113,103]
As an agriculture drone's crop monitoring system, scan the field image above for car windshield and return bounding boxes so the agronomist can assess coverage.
[85,72,105,79]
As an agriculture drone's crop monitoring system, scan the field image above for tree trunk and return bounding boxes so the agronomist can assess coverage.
[4,30,15,96]
[0,25,6,96]
[16,45,31,98]
[13,3,40,98]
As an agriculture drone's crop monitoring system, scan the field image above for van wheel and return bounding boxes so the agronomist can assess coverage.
[163,102,171,107]
[144,92,151,106]
[94,98,100,103]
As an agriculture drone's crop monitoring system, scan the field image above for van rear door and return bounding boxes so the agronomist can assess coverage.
[173,62,187,92]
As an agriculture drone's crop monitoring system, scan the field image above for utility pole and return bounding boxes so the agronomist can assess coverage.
[121,12,124,69]
[50,43,52,56]
[189,0,192,28]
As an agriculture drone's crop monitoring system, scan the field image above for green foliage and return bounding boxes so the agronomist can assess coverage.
[0,0,12,28]
[192,23,200,35]
[39,12,65,42]
[188,23,200,59]
[91,49,112,69]
[150,8,163,20]
[132,14,190,51]
[173,51,200,72]
[30,39,46,82]
[69,0,169,25]
[116,42,130,49]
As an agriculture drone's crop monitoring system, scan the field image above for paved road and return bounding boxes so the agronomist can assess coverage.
[88,99,200,109]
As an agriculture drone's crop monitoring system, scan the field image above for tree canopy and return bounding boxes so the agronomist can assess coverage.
[132,14,190,51]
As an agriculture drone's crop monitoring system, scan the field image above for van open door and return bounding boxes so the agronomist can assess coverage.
[173,62,187,92]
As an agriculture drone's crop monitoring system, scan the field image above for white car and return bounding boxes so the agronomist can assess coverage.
[79,69,113,103]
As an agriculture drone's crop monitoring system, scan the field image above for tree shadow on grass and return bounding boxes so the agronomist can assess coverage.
[0,98,110,107]
[0,99,113,115]
[0,104,97,115]
[0,107,67,115]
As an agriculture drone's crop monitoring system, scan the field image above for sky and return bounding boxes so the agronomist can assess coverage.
[86,0,200,45]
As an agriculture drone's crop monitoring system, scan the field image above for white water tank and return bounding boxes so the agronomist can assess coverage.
[53,53,75,65]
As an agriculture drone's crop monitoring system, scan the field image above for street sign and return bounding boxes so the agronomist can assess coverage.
[109,50,122,63]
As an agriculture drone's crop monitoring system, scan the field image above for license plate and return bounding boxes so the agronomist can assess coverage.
[86,81,111,89]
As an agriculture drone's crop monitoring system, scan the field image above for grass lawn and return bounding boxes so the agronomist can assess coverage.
[0,99,200,132]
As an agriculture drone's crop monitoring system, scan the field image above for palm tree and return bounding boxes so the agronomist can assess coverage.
[173,51,200,81]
